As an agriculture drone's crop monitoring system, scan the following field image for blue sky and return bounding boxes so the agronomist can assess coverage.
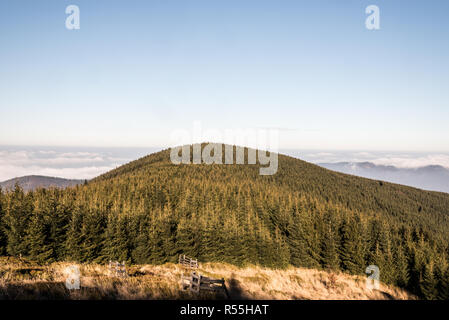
[1,0,448,151]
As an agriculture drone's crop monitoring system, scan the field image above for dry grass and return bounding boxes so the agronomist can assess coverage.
[0,257,415,300]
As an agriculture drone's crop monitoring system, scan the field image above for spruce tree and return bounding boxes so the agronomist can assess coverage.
[176,216,200,260]
[287,209,320,269]
[434,256,448,300]
[272,228,290,268]
[49,192,70,260]
[3,185,32,257]
[408,245,425,296]
[255,224,274,267]
[0,189,6,255]
[81,209,106,263]
[27,209,53,263]
[440,269,449,300]
[420,262,438,300]
[321,220,339,270]
[338,214,365,274]
[393,244,410,288]
[130,213,151,264]
[103,214,130,262]
[286,212,306,267]
[65,205,85,261]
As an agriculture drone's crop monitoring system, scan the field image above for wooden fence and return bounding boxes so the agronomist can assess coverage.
[179,254,198,269]
[108,260,127,278]
[181,271,229,298]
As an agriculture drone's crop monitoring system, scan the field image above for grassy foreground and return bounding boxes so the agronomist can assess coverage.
[0,257,414,300]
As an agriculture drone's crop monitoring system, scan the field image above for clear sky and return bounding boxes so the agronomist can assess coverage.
[1,0,448,151]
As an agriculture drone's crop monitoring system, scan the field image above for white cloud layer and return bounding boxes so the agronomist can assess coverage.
[370,155,449,169]
[287,150,449,169]
[2,147,449,183]
[0,148,140,181]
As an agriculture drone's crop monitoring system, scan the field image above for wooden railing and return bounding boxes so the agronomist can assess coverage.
[108,260,127,278]
[178,254,199,269]
[181,271,229,298]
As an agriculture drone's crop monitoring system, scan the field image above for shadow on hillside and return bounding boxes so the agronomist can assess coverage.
[14,268,45,274]
[0,281,69,300]
[226,278,250,300]
[0,282,119,300]
[378,290,395,300]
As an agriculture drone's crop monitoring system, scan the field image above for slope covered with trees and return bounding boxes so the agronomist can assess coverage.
[1,144,449,299]
[0,175,84,192]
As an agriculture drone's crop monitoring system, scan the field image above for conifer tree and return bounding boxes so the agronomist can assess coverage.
[255,224,274,267]
[199,217,219,262]
[433,256,448,300]
[393,244,410,288]
[420,262,438,300]
[286,210,306,267]
[320,218,339,270]
[175,217,199,259]
[3,185,32,257]
[65,205,85,261]
[408,244,425,295]
[49,193,70,260]
[241,215,259,266]
[130,213,151,264]
[440,269,449,300]
[81,209,106,262]
[221,213,245,265]
[272,228,290,268]
[27,208,53,263]
[148,210,177,264]
[0,189,6,255]
[368,222,395,284]
[338,214,365,274]
[103,215,130,262]
[287,210,320,269]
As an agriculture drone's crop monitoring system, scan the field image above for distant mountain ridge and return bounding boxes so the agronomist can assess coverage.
[318,162,449,193]
[0,175,84,191]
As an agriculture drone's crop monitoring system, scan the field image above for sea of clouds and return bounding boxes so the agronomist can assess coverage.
[289,150,449,169]
[0,147,159,182]
[1,146,449,183]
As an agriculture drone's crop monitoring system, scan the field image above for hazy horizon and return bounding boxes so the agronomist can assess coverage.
[1,145,449,194]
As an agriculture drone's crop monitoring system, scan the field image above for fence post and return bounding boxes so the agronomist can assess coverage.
[190,272,200,293]
[222,278,230,299]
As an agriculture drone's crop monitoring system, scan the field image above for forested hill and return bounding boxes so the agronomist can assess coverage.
[93,145,449,239]
[0,175,84,192]
[1,144,449,299]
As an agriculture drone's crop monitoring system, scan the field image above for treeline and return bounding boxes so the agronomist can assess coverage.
[1,146,449,300]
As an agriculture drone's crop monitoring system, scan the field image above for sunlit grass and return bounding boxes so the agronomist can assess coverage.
[0,257,415,300]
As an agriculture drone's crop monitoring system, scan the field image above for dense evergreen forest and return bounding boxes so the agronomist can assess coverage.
[1,144,449,299]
